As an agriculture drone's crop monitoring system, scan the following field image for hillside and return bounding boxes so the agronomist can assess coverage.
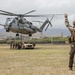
[0,28,70,38]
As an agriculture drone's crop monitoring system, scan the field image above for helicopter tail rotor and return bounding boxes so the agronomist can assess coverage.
[45,15,54,31]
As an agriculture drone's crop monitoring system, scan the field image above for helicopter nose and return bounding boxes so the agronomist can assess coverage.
[4,24,10,32]
[5,28,10,32]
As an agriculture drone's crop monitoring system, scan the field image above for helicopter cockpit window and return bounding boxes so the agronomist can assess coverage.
[15,17,18,20]
[30,22,32,25]
[12,19,15,23]
[7,18,12,25]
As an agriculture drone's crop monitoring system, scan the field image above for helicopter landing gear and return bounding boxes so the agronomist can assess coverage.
[6,29,9,32]
[29,34,32,37]
[16,33,19,36]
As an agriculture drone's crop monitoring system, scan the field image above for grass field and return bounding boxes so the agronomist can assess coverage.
[0,44,75,75]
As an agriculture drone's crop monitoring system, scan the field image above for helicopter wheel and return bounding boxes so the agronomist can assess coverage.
[16,33,19,36]
[29,34,32,36]
[6,30,9,32]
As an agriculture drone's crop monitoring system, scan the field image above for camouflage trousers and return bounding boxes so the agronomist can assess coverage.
[69,42,75,67]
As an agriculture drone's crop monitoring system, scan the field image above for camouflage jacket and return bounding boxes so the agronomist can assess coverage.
[65,16,75,41]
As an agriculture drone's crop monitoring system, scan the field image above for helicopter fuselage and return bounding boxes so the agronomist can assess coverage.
[0,10,53,36]
[4,17,40,36]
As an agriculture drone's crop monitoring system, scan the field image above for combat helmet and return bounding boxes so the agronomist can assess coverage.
[73,20,75,25]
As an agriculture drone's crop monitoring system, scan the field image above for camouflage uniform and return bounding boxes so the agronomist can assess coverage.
[10,42,13,49]
[65,14,75,70]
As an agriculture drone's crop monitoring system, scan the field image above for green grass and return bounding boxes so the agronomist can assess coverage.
[0,44,75,75]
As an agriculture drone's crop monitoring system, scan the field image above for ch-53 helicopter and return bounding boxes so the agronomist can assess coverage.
[0,10,62,36]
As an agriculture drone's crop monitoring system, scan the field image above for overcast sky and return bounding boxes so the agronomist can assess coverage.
[0,0,75,29]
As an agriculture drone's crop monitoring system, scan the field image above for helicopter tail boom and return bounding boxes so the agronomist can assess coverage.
[0,24,5,26]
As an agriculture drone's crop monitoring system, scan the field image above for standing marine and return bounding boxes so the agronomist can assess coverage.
[64,13,75,70]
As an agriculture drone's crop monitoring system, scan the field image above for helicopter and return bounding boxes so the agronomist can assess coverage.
[0,10,60,36]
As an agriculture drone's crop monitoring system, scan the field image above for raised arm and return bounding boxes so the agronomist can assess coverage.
[64,13,72,31]
[64,13,70,26]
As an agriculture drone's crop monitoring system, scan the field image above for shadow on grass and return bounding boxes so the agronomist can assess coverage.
[10,47,40,50]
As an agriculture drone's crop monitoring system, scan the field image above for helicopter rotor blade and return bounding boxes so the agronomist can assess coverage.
[48,21,52,27]
[45,24,49,31]
[0,13,10,15]
[50,15,54,21]
[32,21,43,26]
[25,10,36,15]
[45,17,53,31]
[23,14,64,17]
[0,13,16,16]
[32,21,43,23]
[0,9,64,17]
[47,18,52,27]
[0,10,17,16]
[45,21,52,31]
[24,14,52,17]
